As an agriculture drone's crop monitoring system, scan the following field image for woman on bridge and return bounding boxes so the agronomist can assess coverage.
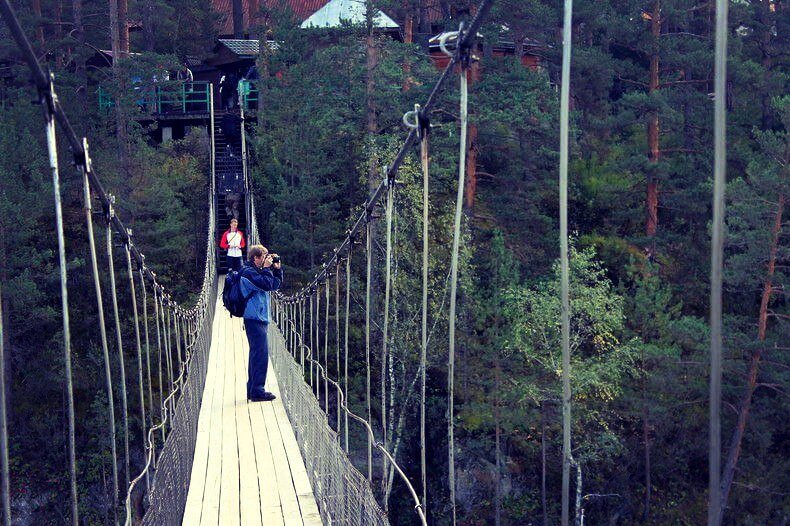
[219,218,245,271]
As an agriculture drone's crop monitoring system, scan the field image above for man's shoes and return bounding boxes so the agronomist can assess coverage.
[248,392,276,402]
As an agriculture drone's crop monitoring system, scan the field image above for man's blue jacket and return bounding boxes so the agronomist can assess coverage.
[239,261,283,323]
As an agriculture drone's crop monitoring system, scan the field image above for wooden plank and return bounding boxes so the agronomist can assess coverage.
[260,381,305,525]
[182,302,221,525]
[271,398,323,525]
[198,308,228,525]
[249,387,285,525]
[183,284,323,525]
[236,319,264,526]
[218,314,241,524]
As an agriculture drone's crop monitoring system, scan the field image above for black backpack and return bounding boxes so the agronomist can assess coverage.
[223,269,253,317]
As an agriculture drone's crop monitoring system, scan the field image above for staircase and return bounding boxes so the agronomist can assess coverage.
[214,110,247,274]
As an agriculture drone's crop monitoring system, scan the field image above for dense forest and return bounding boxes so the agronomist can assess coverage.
[0,0,787,525]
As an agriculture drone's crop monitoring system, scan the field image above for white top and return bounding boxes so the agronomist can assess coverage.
[226,231,243,258]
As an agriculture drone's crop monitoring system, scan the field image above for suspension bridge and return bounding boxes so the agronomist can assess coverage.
[0,0,734,524]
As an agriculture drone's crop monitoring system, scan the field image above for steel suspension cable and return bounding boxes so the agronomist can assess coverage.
[365,221,373,482]
[125,242,148,491]
[335,262,341,434]
[0,285,10,526]
[708,0,728,524]
[381,179,395,498]
[137,268,155,457]
[39,76,80,526]
[344,248,351,453]
[559,0,574,524]
[420,114,430,513]
[173,311,181,390]
[324,279,330,413]
[446,41,469,526]
[80,152,119,518]
[300,299,306,374]
[405,102,431,512]
[162,295,174,417]
[152,285,165,442]
[316,287,321,403]
[107,214,131,492]
[309,295,314,390]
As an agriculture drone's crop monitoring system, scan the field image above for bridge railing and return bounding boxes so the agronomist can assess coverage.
[98,81,212,115]
[268,322,390,526]
[239,79,259,112]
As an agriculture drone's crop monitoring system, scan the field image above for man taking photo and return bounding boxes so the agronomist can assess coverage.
[239,245,283,402]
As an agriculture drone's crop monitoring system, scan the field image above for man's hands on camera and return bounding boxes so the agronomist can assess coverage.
[263,253,281,270]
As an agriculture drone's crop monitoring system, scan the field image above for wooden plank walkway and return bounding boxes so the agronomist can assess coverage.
[183,289,322,525]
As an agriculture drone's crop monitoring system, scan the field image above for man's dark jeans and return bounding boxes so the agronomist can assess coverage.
[244,319,269,399]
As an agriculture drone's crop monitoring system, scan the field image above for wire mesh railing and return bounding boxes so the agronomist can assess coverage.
[139,228,217,525]
[268,320,390,526]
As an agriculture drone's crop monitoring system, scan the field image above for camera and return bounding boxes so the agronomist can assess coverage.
[271,255,281,264]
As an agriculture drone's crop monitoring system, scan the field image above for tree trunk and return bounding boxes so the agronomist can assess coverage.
[646,0,661,240]
[418,0,430,35]
[402,8,414,91]
[109,0,128,172]
[109,0,120,60]
[233,0,244,38]
[464,122,478,210]
[32,0,45,48]
[54,0,63,67]
[718,195,784,524]
[72,0,87,111]
[366,32,378,194]
[142,0,155,51]
[758,1,774,128]
[118,0,129,55]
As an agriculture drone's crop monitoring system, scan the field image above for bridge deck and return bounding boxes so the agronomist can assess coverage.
[183,291,322,525]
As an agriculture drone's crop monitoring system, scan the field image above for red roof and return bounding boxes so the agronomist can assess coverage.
[212,0,446,35]
[212,0,330,35]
